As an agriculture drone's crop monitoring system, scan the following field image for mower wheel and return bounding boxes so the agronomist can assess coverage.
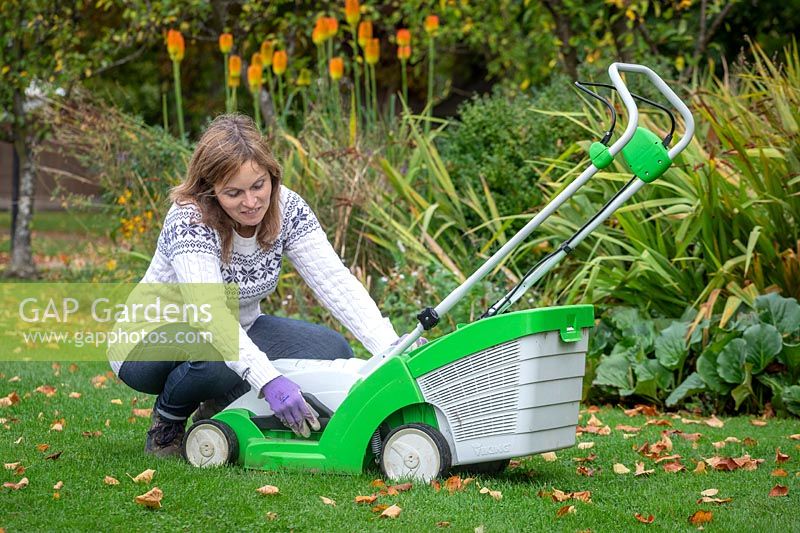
[182,419,238,467]
[380,423,451,482]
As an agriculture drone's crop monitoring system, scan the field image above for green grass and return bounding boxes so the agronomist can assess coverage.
[0,210,111,256]
[1,361,798,531]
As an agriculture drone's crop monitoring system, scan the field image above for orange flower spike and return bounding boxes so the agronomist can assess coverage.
[313,18,327,45]
[365,38,380,65]
[325,17,339,39]
[424,15,439,36]
[219,33,233,54]
[272,50,288,76]
[357,20,373,48]
[228,74,240,88]
[329,57,344,81]
[228,54,242,77]
[398,45,411,61]
[247,64,262,92]
[345,0,361,27]
[396,28,411,47]
[260,40,275,66]
[167,29,185,62]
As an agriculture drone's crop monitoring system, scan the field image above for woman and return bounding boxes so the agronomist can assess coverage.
[108,114,400,457]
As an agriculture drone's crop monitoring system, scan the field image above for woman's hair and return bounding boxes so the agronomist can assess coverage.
[170,114,282,262]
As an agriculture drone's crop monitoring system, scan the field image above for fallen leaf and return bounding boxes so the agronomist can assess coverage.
[681,417,702,425]
[265,512,277,521]
[371,479,386,488]
[576,465,596,477]
[8,375,21,383]
[634,462,654,476]
[479,486,503,500]
[82,431,102,438]
[676,432,701,442]
[704,415,724,428]
[700,488,719,497]
[789,434,800,440]
[104,476,119,485]
[379,504,401,519]
[91,375,107,388]
[68,363,78,373]
[53,481,63,490]
[132,408,152,418]
[36,443,50,452]
[775,448,789,463]
[743,437,758,446]
[750,419,767,427]
[52,362,61,376]
[0,392,20,407]
[431,480,441,492]
[662,461,686,473]
[388,482,413,493]
[572,491,592,503]
[615,425,641,433]
[689,510,713,525]
[634,513,654,524]
[768,485,788,497]
[693,461,707,473]
[654,454,682,464]
[50,420,64,432]
[320,496,336,506]
[68,392,81,399]
[35,385,57,397]
[551,489,570,502]
[3,477,28,490]
[573,453,597,463]
[508,460,521,469]
[3,462,20,470]
[613,463,631,474]
[256,485,279,495]
[577,442,595,450]
[129,469,155,484]
[771,468,788,477]
[110,399,123,405]
[644,419,672,427]
[697,497,732,504]
[134,487,163,509]
[712,441,726,449]
[540,452,558,462]
[371,504,389,513]
[598,425,612,435]
[53,492,60,500]
[587,414,603,427]
[355,494,377,504]
[436,521,451,528]
[45,450,63,460]
[624,405,659,417]
[445,475,465,494]
[556,505,576,518]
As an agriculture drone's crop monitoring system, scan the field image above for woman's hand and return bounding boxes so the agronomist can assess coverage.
[261,376,320,438]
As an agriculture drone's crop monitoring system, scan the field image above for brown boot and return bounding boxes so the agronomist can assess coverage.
[144,410,186,458]
[191,399,223,424]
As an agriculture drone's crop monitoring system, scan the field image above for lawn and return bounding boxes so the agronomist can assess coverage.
[1,361,798,532]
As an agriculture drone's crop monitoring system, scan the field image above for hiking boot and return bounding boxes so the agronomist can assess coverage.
[144,410,187,458]
[191,399,223,424]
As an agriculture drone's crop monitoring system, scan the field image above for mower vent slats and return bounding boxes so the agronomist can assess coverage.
[417,340,520,392]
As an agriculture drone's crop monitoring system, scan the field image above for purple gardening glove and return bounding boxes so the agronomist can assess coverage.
[261,376,320,438]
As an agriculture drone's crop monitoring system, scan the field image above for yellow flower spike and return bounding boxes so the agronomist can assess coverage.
[166,29,185,62]
[358,20,373,48]
[397,44,411,61]
[219,33,233,54]
[248,64,263,93]
[365,38,380,65]
[329,57,344,81]
[251,52,263,69]
[345,0,361,27]
[325,17,339,39]
[272,50,288,76]
[424,15,439,36]
[396,28,411,47]
[260,40,275,66]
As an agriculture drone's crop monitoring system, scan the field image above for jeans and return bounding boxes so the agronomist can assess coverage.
[117,314,353,420]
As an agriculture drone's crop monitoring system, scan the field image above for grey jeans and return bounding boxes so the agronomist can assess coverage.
[117,314,353,420]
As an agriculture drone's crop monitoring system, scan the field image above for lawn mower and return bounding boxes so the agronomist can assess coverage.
[182,63,695,481]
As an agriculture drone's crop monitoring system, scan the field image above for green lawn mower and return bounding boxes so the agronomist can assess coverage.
[182,63,695,481]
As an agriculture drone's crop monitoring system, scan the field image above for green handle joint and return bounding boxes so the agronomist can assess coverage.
[589,142,613,169]
[621,127,672,183]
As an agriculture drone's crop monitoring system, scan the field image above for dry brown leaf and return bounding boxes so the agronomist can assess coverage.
[35,385,57,397]
[587,414,603,427]
[613,463,631,474]
[743,437,758,446]
[697,496,732,504]
[320,496,336,506]
[8,375,21,383]
[700,488,719,497]
[615,425,641,433]
[556,505,576,518]
[645,419,672,427]
[634,513,654,524]
[575,466,596,477]
[654,454,682,464]
[540,452,558,462]
[134,487,163,509]
[2,477,28,490]
[68,363,78,373]
[371,479,386,488]
[68,392,81,399]
[789,434,800,440]
[768,484,788,497]
[110,399,123,405]
[678,432,702,442]
[577,442,595,450]
[750,419,767,427]
[3,462,20,470]
[104,476,119,485]
[388,482,412,493]
[132,408,152,418]
[704,415,724,428]
[256,485,279,495]
[634,462,654,476]
[662,461,686,473]
[265,512,278,521]
[49,419,65,432]
[624,405,659,417]
[689,510,713,525]
[53,481,63,490]
[82,431,102,438]
[598,425,612,436]
[431,480,441,492]
[379,504,401,519]
[775,448,790,463]
[681,418,702,425]
[355,494,377,504]
[479,487,503,500]
[129,469,155,484]
[35,443,50,453]
[693,461,707,473]
[572,490,592,503]
[711,441,726,449]
[436,521,451,528]
[91,375,107,388]
[0,392,20,408]
[724,436,741,443]
[371,504,389,514]
[45,450,63,460]
[573,453,597,463]
[771,468,788,477]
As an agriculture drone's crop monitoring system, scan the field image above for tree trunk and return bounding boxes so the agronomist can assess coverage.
[542,0,579,80]
[7,90,37,279]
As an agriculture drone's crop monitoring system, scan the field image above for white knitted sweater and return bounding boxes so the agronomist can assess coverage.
[108,185,399,391]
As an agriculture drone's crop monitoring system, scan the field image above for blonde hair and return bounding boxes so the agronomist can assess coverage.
[171,114,282,263]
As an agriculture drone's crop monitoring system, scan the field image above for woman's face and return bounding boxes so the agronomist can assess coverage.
[213,160,272,231]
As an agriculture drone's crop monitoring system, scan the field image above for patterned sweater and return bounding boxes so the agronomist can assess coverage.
[108,185,398,391]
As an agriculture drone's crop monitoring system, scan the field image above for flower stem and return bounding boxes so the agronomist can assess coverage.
[172,60,185,139]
